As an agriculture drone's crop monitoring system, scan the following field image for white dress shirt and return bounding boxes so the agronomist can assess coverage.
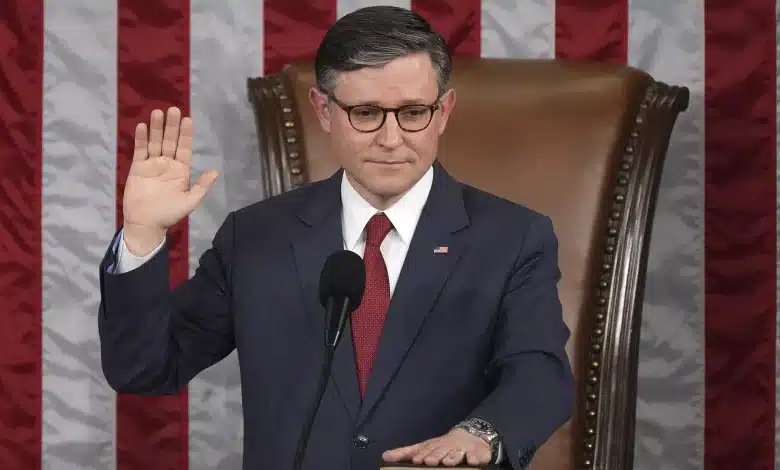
[340,166,432,295]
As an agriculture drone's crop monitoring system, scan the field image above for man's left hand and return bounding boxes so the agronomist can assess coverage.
[382,428,492,467]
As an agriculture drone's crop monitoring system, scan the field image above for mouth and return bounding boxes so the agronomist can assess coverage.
[367,160,408,166]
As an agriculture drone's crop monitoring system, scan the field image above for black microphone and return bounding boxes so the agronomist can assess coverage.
[292,250,365,470]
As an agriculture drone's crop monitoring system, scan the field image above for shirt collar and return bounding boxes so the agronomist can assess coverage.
[341,165,434,250]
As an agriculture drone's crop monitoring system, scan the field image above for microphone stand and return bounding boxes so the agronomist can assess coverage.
[291,297,351,470]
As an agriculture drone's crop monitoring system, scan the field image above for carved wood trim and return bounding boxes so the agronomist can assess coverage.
[247,71,307,198]
[582,81,689,470]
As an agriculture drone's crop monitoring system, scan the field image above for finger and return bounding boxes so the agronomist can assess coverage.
[185,169,219,211]
[161,107,181,158]
[466,447,492,466]
[382,443,423,462]
[175,117,193,165]
[147,109,164,158]
[132,123,148,161]
[441,448,467,466]
[421,446,451,466]
[410,441,438,465]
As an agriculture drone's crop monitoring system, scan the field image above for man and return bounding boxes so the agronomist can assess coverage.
[98,5,574,470]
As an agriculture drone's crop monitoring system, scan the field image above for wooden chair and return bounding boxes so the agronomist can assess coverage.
[247,57,689,470]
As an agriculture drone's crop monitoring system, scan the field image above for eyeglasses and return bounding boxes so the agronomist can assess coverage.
[328,94,440,133]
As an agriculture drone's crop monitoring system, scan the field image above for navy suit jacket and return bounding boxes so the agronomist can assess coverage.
[98,163,574,470]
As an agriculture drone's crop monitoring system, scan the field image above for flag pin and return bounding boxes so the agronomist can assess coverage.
[433,246,448,254]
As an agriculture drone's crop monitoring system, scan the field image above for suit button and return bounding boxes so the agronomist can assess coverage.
[353,434,369,449]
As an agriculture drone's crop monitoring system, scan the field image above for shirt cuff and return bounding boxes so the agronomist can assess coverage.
[109,228,166,274]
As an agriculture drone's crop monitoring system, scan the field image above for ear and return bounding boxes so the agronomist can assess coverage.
[436,88,456,135]
[308,87,332,133]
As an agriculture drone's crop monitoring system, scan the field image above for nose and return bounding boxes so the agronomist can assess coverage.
[375,112,403,149]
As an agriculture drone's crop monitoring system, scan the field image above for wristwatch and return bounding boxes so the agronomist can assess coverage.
[453,417,501,463]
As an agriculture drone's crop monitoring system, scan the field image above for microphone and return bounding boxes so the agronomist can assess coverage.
[292,250,365,470]
[319,250,366,348]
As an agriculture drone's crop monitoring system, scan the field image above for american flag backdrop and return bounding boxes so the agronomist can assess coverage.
[0,0,777,469]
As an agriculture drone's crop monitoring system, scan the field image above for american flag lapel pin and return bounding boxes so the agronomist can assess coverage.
[433,246,449,254]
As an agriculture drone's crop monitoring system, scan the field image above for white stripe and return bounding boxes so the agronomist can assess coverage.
[775,0,779,465]
[481,0,555,59]
[187,0,264,467]
[41,2,117,469]
[338,0,411,18]
[628,1,705,469]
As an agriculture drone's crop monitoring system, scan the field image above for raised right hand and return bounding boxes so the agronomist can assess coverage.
[122,107,218,256]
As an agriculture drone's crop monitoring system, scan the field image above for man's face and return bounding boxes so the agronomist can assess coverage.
[309,52,456,208]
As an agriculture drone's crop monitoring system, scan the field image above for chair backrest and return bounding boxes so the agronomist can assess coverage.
[247,57,689,470]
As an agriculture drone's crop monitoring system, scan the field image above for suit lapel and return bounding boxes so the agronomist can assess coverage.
[358,164,471,424]
[290,170,362,420]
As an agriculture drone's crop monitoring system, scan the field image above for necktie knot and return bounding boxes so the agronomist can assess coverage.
[365,213,393,247]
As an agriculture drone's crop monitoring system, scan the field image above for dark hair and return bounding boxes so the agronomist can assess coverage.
[314,6,452,95]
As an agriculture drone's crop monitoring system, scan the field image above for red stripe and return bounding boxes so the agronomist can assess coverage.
[263,0,337,75]
[555,1,628,63]
[0,1,43,468]
[116,2,191,469]
[411,0,481,57]
[704,1,777,468]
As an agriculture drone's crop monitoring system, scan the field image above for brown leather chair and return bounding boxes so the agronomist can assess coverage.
[247,57,689,470]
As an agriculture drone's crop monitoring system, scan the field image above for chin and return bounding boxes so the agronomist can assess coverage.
[368,180,416,199]
[349,165,423,202]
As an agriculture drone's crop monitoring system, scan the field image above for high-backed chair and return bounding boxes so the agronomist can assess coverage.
[247,57,689,470]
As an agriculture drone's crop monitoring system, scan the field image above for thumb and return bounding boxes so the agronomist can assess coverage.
[186,169,219,210]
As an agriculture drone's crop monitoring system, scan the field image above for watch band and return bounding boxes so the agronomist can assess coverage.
[454,418,500,463]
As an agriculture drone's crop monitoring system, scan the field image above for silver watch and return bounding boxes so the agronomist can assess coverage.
[454,418,500,462]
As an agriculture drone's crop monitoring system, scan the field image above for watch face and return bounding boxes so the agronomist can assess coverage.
[472,419,494,433]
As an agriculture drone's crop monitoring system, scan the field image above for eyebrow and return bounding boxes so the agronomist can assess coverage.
[357,98,432,106]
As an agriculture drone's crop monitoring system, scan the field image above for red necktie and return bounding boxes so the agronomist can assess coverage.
[351,213,393,395]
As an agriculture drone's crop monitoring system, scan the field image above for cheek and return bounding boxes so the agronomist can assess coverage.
[404,131,439,159]
[331,122,375,153]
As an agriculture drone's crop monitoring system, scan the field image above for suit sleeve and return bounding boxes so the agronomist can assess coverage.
[111,231,166,273]
[468,215,575,470]
[98,212,237,395]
